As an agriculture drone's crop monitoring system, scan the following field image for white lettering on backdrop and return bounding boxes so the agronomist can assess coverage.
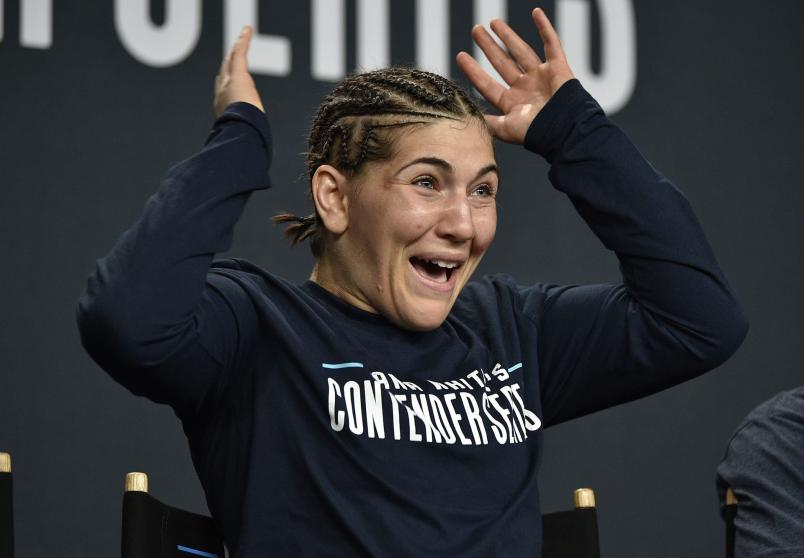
[0,0,52,47]
[22,0,51,48]
[312,0,345,81]
[2,0,637,114]
[557,0,636,114]
[474,0,507,86]
[356,0,389,71]
[415,0,449,76]
[114,0,201,67]
[224,0,291,76]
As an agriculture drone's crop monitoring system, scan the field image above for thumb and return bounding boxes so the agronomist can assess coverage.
[484,113,527,145]
[483,114,506,140]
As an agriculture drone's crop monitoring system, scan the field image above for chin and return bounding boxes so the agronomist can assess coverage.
[404,318,445,332]
[396,301,452,331]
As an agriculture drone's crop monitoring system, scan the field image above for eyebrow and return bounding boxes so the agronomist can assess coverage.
[397,157,499,182]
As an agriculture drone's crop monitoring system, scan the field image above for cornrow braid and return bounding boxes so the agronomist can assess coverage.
[273,67,487,257]
[364,75,454,109]
[272,212,318,245]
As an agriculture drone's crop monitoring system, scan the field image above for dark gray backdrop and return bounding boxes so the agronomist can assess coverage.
[1,1,801,556]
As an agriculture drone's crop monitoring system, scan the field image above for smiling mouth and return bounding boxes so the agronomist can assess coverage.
[409,257,462,284]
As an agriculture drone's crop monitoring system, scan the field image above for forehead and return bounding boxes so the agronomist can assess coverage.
[388,118,495,172]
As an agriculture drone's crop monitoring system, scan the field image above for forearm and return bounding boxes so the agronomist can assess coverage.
[526,81,748,423]
[77,102,271,381]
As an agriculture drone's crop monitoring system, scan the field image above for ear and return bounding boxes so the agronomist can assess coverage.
[311,164,350,235]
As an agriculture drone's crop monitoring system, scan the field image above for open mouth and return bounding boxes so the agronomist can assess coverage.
[409,257,462,284]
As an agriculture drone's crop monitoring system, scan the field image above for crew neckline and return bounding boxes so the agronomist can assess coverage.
[301,279,395,326]
[300,279,447,340]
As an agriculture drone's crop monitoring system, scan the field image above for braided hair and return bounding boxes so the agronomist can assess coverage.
[273,67,487,257]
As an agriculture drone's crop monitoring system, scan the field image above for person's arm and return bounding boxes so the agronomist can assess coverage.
[76,27,269,419]
[519,79,747,424]
[716,389,804,557]
[459,9,748,425]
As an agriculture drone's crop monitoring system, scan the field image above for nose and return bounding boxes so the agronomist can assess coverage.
[436,195,475,243]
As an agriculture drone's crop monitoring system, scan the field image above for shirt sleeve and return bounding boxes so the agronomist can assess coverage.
[76,102,272,420]
[517,79,749,426]
[715,389,804,557]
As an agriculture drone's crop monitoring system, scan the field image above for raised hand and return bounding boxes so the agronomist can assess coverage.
[214,26,264,118]
[456,8,575,145]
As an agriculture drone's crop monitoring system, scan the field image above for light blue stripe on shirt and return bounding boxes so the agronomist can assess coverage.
[177,545,218,558]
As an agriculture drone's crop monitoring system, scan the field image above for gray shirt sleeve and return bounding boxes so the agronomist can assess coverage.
[716,387,804,557]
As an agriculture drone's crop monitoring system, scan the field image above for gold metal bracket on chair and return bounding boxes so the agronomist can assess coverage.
[726,487,738,506]
[125,472,149,493]
[573,488,596,509]
[0,453,10,473]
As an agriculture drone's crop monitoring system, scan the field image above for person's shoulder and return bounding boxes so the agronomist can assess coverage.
[744,386,804,427]
[208,257,302,297]
[457,273,558,313]
[769,386,804,412]
[453,273,545,322]
[457,273,519,303]
[211,256,280,280]
[725,386,804,453]
[741,386,804,429]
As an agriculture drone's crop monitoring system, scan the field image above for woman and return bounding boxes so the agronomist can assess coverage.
[78,8,748,557]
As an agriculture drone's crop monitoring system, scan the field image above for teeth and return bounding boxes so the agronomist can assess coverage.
[427,259,459,269]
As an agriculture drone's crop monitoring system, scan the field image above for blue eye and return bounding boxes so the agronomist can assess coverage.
[414,176,436,189]
[472,184,496,197]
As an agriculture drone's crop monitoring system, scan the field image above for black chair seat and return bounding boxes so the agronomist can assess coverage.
[0,452,14,558]
[541,488,601,558]
[122,473,224,558]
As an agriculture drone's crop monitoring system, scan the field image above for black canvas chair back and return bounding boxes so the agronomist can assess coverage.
[0,453,13,558]
[122,472,224,558]
[724,488,737,558]
[541,488,600,558]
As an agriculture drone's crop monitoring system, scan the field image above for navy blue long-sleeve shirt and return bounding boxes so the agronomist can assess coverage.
[77,79,749,556]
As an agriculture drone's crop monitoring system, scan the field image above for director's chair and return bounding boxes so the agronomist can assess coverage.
[724,487,737,558]
[122,472,225,558]
[542,488,601,558]
[0,453,13,558]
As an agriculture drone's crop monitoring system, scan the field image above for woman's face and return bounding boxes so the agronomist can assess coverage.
[322,118,498,331]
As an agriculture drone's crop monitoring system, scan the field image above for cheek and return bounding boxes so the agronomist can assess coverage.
[390,199,440,239]
[474,209,497,250]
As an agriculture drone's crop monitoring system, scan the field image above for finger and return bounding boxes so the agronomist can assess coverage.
[531,8,564,62]
[229,25,253,74]
[488,19,542,70]
[218,29,243,77]
[456,51,507,108]
[483,114,505,139]
[471,24,523,86]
